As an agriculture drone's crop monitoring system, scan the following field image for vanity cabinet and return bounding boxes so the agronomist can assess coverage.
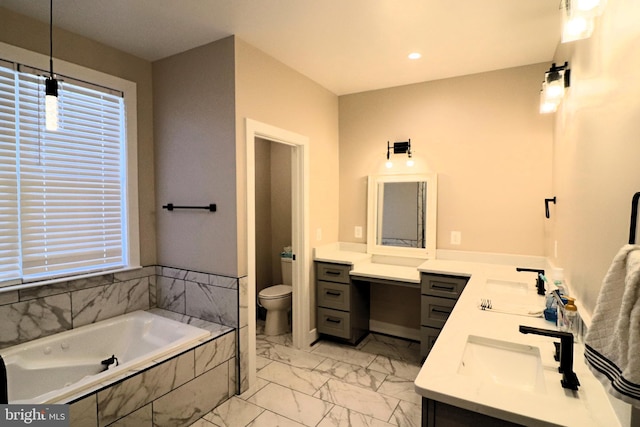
[422,398,523,427]
[420,273,469,360]
[316,261,370,345]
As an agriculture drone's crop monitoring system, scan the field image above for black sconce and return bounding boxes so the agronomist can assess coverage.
[386,139,413,168]
[540,62,570,114]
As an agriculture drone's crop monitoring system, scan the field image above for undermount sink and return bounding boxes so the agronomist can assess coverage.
[484,278,530,295]
[458,335,546,393]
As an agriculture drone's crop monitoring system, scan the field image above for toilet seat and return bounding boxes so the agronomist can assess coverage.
[259,284,292,300]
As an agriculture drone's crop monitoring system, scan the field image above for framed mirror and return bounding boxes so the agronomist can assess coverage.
[367,173,437,258]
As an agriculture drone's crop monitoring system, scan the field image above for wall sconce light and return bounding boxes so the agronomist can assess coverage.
[562,0,607,43]
[539,62,570,114]
[45,0,59,131]
[386,139,413,168]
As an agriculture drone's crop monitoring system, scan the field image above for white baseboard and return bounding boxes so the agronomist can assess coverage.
[369,320,420,342]
[306,328,319,348]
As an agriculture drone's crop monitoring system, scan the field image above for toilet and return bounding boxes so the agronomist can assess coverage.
[258,256,293,335]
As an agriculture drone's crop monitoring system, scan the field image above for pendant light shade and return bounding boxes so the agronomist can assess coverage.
[45,0,59,132]
[45,77,58,131]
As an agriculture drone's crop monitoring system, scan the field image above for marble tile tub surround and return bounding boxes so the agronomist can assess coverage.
[156,266,240,328]
[68,310,237,427]
[0,266,156,350]
[0,265,243,350]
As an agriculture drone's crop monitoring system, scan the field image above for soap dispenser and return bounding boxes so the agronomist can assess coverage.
[562,297,579,340]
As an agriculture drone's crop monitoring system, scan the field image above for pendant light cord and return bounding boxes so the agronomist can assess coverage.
[49,0,54,77]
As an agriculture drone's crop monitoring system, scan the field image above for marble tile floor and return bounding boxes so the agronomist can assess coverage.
[188,322,422,427]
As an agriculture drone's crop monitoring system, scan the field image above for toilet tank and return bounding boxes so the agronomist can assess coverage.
[281,257,293,286]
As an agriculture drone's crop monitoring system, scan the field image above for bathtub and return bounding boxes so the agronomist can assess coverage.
[1,310,211,404]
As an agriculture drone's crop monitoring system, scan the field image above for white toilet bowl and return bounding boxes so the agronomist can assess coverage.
[258,284,292,335]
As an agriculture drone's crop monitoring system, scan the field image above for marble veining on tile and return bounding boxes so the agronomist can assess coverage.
[313,379,399,422]
[257,341,326,370]
[97,352,193,426]
[313,358,387,392]
[390,400,421,427]
[368,355,421,382]
[185,282,238,327]
[311,341,378,368]
[204,396,264,427]
[247,382,333,426]
[160,267,188,280]
[71,278,149,327]
[153,362,229,427]
[18,274,114,301]
[257,360,330,395]
[156,276,186,314]
[317,405,396,427]
[209,274,238,289]
[195,331,236,375]
[376,375,422,405]
[0,293,72,349]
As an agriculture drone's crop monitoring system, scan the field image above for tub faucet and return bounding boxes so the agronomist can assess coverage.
[0,354,7,404]
[101,355,119,372]
[519,325,580,390]
[516,267,546,295]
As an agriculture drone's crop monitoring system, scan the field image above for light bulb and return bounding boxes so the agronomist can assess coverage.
[45,77,59,131]
[406,158,414,167]
[385,160,393,169]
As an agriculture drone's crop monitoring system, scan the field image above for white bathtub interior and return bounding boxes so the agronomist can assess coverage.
[1,310,211,404]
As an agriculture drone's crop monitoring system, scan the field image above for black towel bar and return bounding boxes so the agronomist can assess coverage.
[162,203,217,212]
[630,192,640,244]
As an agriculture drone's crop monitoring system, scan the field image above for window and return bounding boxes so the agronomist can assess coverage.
[0,50,139,287]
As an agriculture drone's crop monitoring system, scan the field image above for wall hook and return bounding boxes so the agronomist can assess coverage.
[545,197,556,219]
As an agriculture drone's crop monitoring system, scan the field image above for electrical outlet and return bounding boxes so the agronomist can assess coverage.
[355,226,363,238]
[451,231,461,245]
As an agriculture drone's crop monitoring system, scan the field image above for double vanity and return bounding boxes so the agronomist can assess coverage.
[313,243,620,427]
[315,173,620,426]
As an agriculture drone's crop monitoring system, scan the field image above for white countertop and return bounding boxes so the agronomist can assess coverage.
[313,244,621,427]
[414,260,619,427]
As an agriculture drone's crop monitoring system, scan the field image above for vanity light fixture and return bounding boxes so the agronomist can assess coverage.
[539,62,570,114]
[45,0,59,131]
[561,0,606,43]
[386,139,413,168]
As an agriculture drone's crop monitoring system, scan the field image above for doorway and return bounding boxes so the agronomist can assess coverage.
[245,119,310,390]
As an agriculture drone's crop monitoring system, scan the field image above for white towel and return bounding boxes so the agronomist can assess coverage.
[585,244,640,407]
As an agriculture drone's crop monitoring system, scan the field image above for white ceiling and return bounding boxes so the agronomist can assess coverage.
[0,0,562,95]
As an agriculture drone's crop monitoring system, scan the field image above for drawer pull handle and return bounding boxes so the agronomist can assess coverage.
[325,270,341,276]
[326,317,342,324]
[431,307,452,315]
[326,291,342,297]
[431,284,455,291]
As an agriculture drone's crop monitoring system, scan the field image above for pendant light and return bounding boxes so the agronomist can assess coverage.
[45,0,59,131]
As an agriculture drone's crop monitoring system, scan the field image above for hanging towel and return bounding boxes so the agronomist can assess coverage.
[585,244,640,407]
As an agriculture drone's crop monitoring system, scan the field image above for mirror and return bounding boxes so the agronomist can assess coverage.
[367,173,437,258]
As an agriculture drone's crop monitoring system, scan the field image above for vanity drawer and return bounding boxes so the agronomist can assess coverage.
[421,295,457,329]
[317,307,351,339]
[420,326,441,360]
[421,273,469,299]
[316,262,351,284]
[317,281,350,311]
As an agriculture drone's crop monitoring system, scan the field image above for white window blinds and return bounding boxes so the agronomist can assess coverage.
[0,62,127,284]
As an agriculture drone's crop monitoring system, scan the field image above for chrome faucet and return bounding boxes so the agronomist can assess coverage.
[519,325,580,390]
[516,267,546,295]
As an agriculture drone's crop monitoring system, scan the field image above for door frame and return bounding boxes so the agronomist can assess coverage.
[245,118,310,387]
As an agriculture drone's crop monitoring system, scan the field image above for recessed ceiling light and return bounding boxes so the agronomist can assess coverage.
[408,52,422,60]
